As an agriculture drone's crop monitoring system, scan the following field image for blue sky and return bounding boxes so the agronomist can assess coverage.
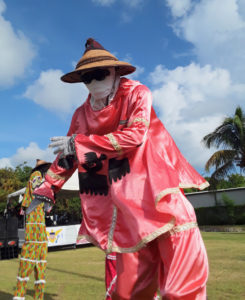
[0,0,245,176]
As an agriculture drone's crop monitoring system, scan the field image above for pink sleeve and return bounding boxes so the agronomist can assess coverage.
[74,85,152,165]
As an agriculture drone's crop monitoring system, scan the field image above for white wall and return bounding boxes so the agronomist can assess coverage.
[186,187,245,208]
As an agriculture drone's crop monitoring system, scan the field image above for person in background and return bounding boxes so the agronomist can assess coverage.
[30,38,209,299]
[13,159,51,300]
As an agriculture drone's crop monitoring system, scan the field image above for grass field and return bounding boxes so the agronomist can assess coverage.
[0,232,244,300]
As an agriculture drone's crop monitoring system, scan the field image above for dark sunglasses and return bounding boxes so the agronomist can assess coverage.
[80,69,110,84]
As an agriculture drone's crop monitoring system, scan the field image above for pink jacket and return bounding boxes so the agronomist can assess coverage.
[34,78,209,253]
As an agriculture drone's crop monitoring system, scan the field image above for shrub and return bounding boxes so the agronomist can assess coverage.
[195,204,245,226]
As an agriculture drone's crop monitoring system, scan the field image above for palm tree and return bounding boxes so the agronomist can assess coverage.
[202,106,245,182]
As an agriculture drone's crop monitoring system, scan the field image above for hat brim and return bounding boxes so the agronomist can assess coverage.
[61,61,136,83]
[31,162,51,174]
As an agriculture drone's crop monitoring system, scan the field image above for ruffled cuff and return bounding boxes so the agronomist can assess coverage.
[33,181,55,204]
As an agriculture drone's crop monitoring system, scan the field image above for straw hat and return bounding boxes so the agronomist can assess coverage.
[35,159,50,167]
[32,159,51,174]
[61,38,136,83]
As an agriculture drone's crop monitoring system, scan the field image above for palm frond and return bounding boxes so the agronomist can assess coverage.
[233,115,244,139]
[203,119,244,150]
[235,106,244,121]
[210,160,236,180]
[205,150,237,172]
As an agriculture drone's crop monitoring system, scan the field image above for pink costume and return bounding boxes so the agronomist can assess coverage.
[105,253,117,300]
[106,252,160,300]
[34,78,209,299]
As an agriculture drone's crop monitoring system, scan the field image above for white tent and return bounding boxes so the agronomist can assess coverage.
[7,170,80,202]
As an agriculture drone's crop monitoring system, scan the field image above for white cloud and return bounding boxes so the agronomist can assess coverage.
[0,0,36,88]
[92,0,143,7]
[0,0,6,14]
[92,0,115,6]
[166,0,245,81]
[128,64,144,79]
[122,0,144,8]
[163,0,245,172]
[150,63,245,170]
[166,0,192,17]
[0,158,12,169]
[24,69,88,116]
[0,142,55,169]
[122,54,144,79]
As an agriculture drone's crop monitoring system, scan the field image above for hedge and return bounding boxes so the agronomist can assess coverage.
[195,205,245,225]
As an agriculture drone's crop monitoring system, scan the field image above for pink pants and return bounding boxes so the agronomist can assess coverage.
[112,227,208,300]
[106,253,117,300]
[106,253,160,300]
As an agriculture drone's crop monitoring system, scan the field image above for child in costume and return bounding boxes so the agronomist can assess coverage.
[13,160,51,300]
[29,38,209,299]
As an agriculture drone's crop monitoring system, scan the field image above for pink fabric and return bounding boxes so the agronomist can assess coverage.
[33,78,209,253]
[113,228,208,300]
[106,252,160,300]
[105,253,117,300]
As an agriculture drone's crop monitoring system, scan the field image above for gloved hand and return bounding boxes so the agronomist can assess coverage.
[49,136,75,157]
[26,197,53,215]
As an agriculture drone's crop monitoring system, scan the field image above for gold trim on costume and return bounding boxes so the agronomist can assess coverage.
[47,169,66,181]
[160,221,198,240]
[155,188,180,205]
[77,234,100,248]
[105,133,123,155]
[77,220,197,254]
[179,181,210,190]
[169,222,198,235]
[107,206,118,253]
[107,218,176,254]
[128,118,150,128]
[155,181,210,205]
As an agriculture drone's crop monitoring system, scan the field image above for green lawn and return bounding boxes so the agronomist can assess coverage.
[203,232,245,300]
[0,232,244,299]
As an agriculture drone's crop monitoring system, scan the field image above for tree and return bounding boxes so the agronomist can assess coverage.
[0,163,32,214]
[202,106,245,184]
[0,168,21,202]
[215,173,245,190]
[14,162,32,187]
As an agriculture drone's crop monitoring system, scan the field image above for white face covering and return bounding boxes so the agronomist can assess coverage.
[85,67,116,100]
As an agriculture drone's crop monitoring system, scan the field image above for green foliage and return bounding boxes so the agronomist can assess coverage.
[0,162,32,214]
[185,174,245,193]
[221,193,235,224]
[0,162,80,221]
[14,162,32,187]
[216,173,245,189]
[202,106,245,181]
[51,197,81,224]
[222,193,235,206]
[183,187,199,193]
[0,167,21,203]
[195,204,245,225]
